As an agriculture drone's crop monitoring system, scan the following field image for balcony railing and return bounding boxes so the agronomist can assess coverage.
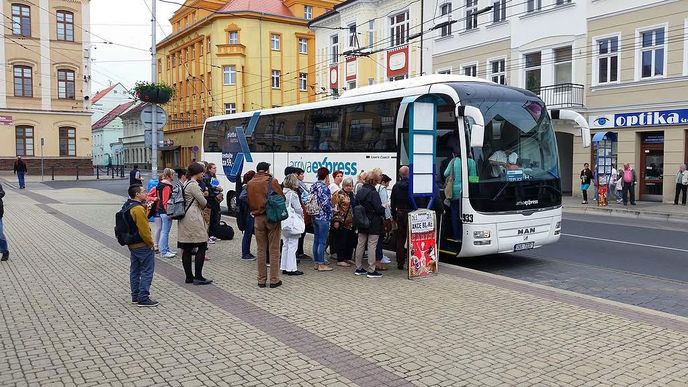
[216,44,246,57]
[535,83,584,108]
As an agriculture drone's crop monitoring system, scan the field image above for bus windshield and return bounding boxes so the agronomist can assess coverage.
[459,88,561,212]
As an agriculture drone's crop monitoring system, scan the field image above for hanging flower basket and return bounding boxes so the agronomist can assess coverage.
[132,81,175,104]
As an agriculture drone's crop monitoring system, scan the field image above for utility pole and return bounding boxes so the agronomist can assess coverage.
[419,0,424,76]
[150,0,158,177]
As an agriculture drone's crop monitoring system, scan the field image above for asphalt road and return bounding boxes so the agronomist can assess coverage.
[43,179,688,317]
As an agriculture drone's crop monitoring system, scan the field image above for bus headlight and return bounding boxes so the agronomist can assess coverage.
[473,230,491,239]
[555,221,561,229]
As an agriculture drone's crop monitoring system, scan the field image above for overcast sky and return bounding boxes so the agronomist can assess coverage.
[90,0,180,94]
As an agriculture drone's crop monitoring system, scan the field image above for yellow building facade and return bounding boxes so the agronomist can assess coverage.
[0,0,92,174]
[156,0,338,168]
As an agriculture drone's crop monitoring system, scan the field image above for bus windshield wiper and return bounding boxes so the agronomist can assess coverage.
[491,181,511,201]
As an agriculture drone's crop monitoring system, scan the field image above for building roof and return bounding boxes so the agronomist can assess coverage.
[218,0,295,19]
[120,102,148,120]
[91,83,123,104]
[92,101,136,129]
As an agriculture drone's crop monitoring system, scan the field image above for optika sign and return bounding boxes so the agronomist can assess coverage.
[590,108,688,129]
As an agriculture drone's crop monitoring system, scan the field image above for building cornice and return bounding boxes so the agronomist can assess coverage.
[0,108,91,116]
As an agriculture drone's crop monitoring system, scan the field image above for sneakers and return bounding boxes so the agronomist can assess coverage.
[207,238,216,244]
[209,236,218,242]
[161,252,176,259]
[137,299,159,307]
[354,268,367,276]
[367,271,383,278]
[131,298,138,304]
[1,251,8,261]
[581,201,588,204]
[381,256,392,264]
[242,254,256,261]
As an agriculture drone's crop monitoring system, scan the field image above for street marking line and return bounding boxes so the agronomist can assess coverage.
[562,233,688,253]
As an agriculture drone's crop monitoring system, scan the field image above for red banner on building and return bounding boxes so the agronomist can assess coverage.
[345,56,357,81]
[407,209,438,279]
[387,45,409,78]
[329,65,339,90]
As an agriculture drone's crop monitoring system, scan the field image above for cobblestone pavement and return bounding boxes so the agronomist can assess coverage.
[1,184,688,386]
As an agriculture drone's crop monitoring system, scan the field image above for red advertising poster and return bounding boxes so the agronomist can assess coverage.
[407,209,438,279]
[329,65,338,90]
[386,45,409,78]
[345,56,356,81]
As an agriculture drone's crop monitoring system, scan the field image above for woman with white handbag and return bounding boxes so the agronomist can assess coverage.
[280,174,306,276]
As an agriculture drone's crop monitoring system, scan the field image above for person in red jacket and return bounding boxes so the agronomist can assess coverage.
[156,168,176,258]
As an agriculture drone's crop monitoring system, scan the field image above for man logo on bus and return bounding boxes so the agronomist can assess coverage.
[517,227,536,235]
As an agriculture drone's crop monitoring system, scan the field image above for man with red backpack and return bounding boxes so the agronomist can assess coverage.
[621,163,637,206]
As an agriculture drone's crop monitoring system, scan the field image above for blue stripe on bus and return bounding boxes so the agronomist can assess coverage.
[236,128,252,162]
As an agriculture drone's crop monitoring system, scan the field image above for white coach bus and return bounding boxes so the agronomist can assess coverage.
[201,75,589,257]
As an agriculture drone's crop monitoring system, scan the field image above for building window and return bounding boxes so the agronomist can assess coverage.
[347,80,356,90]
[56,11,74,41]
[639,27,666,78]
[271,34,280,50]
[525,52,541,93]
[224,103,236,114]
[223,65,236,85]
[466,0,478,30]
[13,65,32,97]
[228,31,238,44]
[554,46,572,84]
[299,73,308,91]
[298,38,308,54]
[16,126,34,156]
[271,70,281,89]
[556,0,571,4]
[389,75,408,82]
[389,11,409,47]
[348,24,357,48]
[527,0,542,12]
[439,3,452,37]
[11,4,31,37]
[207,37,211,54]
[493,0,506,22]
[437,69,451,75]
[59,127,76,157]
[596,37,619,84]
[368,20,374,47]
[490,59,506,84]
[304,5,313,20]
[463,64,477,77]
[57,69,75,99]
[330,34,339,64]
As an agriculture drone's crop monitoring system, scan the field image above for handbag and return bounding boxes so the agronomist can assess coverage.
[214,221,235,240]
[444,157,455,200]
[383,218,394,234]
[282,197,306,236]
[305,191,321,216]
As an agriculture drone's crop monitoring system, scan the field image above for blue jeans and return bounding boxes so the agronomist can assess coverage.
[241,215,255,257]
[450,199,462,241]
[0,218,8,253]
[129,246,155,301]
[158,214,173,254]
[375,234,384,261]
[312,219,330,264]
[17,172,25,189]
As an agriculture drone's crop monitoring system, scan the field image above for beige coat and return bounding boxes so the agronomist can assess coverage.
[177,180,208,244]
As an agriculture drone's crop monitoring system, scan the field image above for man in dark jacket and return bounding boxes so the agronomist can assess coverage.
[0,182,9,261]
[391,165,412,270]
[13,156,27,189]
[129,165,143,185]
[353,169,386,278]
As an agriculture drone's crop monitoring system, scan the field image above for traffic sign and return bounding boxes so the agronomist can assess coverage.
[140,104,167,130]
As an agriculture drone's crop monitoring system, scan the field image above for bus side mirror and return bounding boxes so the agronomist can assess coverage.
[550,109,591,148]
[457,105,485,148]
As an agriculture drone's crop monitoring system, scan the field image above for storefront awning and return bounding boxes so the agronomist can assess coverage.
[158,145,180,151]
[591,131,617,143]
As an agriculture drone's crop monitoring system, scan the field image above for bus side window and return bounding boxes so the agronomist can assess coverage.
[310,107,343,151]
[278,111,307,152]
[253,116,275,152]
[344,99,398,152]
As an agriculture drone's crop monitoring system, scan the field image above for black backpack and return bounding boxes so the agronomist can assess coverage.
[115,201,143,246]
[236,187,249,232]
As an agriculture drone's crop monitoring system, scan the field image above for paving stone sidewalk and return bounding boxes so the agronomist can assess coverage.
[1,185,688,386]
[562,196,688,223]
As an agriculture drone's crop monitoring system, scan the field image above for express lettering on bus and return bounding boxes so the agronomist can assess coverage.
[289,157,358,176]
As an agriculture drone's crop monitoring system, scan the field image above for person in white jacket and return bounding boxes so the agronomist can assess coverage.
[674,164,688,205]
[615,171,624,204]
[281,174,305,276]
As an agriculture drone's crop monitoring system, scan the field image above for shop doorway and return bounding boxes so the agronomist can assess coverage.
[639,132,664,202]
[556,132,573,194]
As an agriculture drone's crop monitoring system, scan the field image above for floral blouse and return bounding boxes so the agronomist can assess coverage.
[310,180,332,222]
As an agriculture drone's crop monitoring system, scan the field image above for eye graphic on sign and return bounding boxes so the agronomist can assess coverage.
[594,117,609,126]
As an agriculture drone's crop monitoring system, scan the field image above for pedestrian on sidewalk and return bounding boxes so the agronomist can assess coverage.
[294,168,311,261]
[146,173,162,252]
[310,167,333,272]
[332,177,356,267]
[280,174,304,276]
[13,156,27,189]
[354,168,385,279]
[130,165,143,186]
[0,182,9,261]
[615,172,624,204]
[391,165,412,270]
[580,163,593,204]
[609,164,618,202]
[375,173,393,271]
[674,164,688,205]
[156,169,176,258]
[203,163,223,244]
[122,185,158,307]
[247,162,285,288]
[178,163,213,285]
[238,170,256,261]
[621,163,637,206]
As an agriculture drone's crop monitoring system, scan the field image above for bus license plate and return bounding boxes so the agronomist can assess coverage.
[514,242,534,252]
